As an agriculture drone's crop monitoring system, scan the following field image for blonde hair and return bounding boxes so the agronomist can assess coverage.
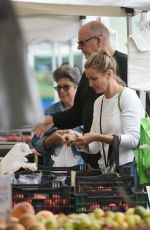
[84,50,117,75]
[115,76,126,87]
[85,50,126,86]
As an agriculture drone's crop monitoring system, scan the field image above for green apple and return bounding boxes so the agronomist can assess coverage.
[125,214,137,227]
[143,216,150,227]
[125,207,135,215]
[77,213,92,229]
[134,206,147,218]
[45,219,57,230]
[113,212,125,223]
[117,222,128,229]
[134,214,142,225]
[93,208,104,219]
[35,215,46,225]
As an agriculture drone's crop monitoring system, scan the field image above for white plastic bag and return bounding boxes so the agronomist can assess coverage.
[51,144,81,167]
[0,142,37,175]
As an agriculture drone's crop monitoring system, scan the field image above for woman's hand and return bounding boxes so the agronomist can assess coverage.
[75,132,114,146]
[32,115,54,138]
[44,130,66,148]
[72,132,94,153]
[75,132,95,145]
[62,130,82,145]
[49,130,67,145]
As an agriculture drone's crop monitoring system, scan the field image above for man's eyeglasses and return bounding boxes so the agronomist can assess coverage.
[78,34,102,46]
[54,84,74,92]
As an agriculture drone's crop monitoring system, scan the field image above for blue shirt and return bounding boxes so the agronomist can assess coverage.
[32,101,83,167]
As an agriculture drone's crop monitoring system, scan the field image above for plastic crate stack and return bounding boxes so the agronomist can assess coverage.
[12,169,74,214]
[12,165,149,214]
[73,166,148,213]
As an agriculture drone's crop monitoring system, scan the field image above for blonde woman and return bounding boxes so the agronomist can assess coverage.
[73,50,145,191]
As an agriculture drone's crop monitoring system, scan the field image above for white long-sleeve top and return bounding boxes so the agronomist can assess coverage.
[89,87,145,167]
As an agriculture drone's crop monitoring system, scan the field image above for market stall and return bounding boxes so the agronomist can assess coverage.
[0,0,148,132]
[10,0,150,109]
[0,1,150,228]
[11,0,150,17]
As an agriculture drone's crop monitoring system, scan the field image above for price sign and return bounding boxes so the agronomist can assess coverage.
[0,175,12,220]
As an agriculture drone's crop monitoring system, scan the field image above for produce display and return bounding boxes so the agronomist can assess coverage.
[1,202,150,230]
[12,168,148,213]
[9,166,149,229]
[12,181,74,214]
[5,135,32,144]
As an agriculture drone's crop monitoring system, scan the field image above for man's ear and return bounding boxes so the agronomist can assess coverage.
[96,35,102,47]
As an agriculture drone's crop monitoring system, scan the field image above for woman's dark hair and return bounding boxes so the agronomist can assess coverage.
[53,64,81,85]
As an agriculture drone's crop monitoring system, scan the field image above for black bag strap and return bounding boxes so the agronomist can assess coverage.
[100,95,121,170]
[107,135,120,171]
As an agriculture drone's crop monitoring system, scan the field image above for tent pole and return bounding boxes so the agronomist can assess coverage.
[126,13,133,36]
[125,8,134,36]
[125,8,133,88]
[79,16,86,72]
[57,44,62,67]
[139,11,148,111]
[69,39,74,66]
[52,43,57,71]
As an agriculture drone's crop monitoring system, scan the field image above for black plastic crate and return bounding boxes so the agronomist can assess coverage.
[36,165,102,185]
[39,164,102,177]
[12,182,74,214]
[15,170,56,184]
[74,189,148,213]
[75,174,134,188]
[74,174,135,213]
[74,193,135,213]
[76,183,133,196]
[14,169,73,187]
[134,192,149,209]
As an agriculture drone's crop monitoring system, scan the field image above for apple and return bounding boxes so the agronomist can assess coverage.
[125,214,139,228]
[36,215,46,226]
[93,208,104,218]
[134,206,147,218]
[126,207,135,215]
[45,219,57,230]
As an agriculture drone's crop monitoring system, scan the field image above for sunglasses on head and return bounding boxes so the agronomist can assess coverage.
[54,84,74,92]
[78,34,102,46]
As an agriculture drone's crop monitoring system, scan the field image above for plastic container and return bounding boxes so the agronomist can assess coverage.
[74,173,139,213]
[12,181,74,214]
[134,192,148,208]
[74,193,135,213]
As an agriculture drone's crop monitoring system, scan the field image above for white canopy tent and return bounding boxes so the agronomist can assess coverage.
[11,0,150,44]
[11,0,150,17]
[11,0,150,95]
[0,0,149,131]
[18,15,80,44]
[0,0,149,130]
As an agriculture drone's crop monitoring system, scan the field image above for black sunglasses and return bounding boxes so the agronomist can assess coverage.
[54,84,74,92]
[78,34,102,46]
